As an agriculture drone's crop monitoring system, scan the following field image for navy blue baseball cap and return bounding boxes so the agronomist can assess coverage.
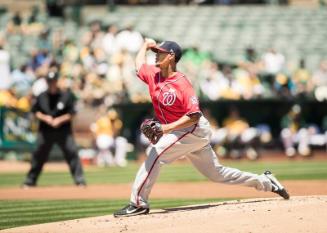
[151,41,182,63]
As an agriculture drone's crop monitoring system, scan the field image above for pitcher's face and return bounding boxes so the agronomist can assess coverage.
[155,52,172,69]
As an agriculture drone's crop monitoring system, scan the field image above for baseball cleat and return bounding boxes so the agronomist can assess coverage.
[21,182,36,189]
[113,204,149,217]
[264,171,290,200]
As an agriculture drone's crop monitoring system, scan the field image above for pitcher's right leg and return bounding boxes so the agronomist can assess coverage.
[188,144,280,193]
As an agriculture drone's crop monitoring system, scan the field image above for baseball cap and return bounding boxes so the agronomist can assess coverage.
[46,71,59,81]
[151,41,182,63]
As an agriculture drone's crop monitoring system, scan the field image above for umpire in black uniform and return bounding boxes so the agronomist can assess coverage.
[23,71,86,187]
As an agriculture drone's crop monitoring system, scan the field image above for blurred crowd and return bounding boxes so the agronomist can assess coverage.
[1,12,327,113]
[0,11,327,160]
[90,107,129,167]
[202,106,327,160]
[134,105,327,160]
[0,16,148,112]
[194,48,327,102]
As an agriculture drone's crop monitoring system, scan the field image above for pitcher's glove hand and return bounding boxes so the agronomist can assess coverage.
[140,119,163,144]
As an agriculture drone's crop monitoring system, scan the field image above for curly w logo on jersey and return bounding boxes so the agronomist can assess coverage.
[162,88,176,106]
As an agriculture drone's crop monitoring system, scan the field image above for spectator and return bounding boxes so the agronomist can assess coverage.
[0,86,32,112]
[80,47,96,71]
[233,67,265,100]
[7,12,22,34]
[0,89,17,108]
[37,29,52,52]
[183,46,211,67]
[32,75,48,97]
[291,59,311,97]
[91,107,128,167]
[239,47,261,76]
[261,48,285,75]
[27,6,40,25]
[28,49,52,71]
[102,24,119,57]
[62,40,80,67]
[274,73,296,99]
[94,48,109,77]
[312,60,327,87]
[219,65,242,100]
[244,47,257,64]
[222,107,259,160]
[0,41,11,90]
[255,124,273,146]
[280,105,311,157]
[108,48,145,103]
[15,93,32,112]
[80,72,105,107]
[312,60,327,101]
[199,61,228,100]
[11,64,35,97]
[88,20,105,51]
[12,12,22,26]
[182,46,211,84]
[116,24,143,55]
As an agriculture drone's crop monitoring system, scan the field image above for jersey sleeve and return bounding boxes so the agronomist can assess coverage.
[136,64,157,84]
[182,79,201,116]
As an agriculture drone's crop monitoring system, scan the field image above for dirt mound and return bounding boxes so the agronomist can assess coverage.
[3,196,327,233]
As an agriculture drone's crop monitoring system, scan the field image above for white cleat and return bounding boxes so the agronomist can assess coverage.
[264,171,290,200]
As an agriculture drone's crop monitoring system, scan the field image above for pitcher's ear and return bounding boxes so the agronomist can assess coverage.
[169,52,175,61]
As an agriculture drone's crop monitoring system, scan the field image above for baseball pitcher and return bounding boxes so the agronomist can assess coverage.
[113,39,289,217]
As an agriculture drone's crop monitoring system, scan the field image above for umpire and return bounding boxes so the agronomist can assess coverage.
[23,71,86,187]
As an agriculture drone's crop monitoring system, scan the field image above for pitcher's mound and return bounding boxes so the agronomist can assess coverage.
[3,196,327,233]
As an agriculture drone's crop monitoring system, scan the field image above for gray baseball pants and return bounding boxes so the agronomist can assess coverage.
[131,116,273,207]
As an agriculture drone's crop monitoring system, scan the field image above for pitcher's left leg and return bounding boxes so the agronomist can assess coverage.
[130,130,207,208]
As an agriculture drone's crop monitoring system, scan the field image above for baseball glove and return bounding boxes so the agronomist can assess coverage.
[140,118,163,145]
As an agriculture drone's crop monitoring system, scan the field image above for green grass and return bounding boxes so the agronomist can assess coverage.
[0,198,231,230]
[0,160,326,187]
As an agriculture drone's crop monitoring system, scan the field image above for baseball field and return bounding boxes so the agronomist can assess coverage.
[0,156,327,232]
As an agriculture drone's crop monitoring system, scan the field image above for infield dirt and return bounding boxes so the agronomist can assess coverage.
[2,196,327,233]
[1,180,327,200]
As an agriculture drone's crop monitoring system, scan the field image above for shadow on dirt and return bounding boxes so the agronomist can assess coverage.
[152,198,274,215]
